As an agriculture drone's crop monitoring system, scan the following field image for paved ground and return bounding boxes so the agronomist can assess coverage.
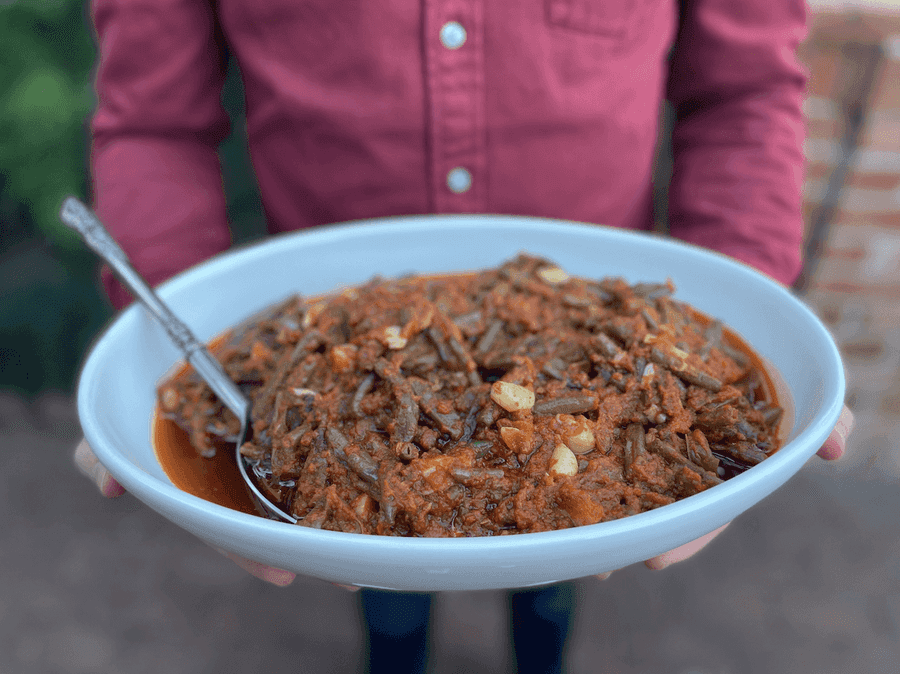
[1,389,898,674]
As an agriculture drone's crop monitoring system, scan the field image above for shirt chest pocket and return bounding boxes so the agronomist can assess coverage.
[546,0,667,49]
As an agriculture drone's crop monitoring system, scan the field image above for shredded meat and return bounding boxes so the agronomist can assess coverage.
[157,254,783,537]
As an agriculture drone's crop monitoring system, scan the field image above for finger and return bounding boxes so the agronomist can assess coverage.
[74,439,126,498]
[594,571,614,581]
[816,405,854,461]
[213,547,296,587]
[333,583,363,592]
[644,522,730,570]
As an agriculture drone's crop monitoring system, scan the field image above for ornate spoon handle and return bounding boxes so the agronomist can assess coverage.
[59,196,249,423]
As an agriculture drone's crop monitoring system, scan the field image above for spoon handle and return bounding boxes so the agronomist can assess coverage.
[59,196,249,422]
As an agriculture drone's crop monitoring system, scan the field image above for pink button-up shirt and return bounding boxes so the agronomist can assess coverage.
[90,0,808,309]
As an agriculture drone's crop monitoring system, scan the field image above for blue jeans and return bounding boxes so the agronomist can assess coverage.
[360,583,575,674]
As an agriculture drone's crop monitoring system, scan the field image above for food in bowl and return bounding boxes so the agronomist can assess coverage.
[155,254,783,537]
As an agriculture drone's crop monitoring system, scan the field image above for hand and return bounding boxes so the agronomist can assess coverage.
[74,438,297,587]
[596,404,855,579]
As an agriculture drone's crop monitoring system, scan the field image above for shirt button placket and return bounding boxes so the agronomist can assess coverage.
[441,22,471,197]
[425,2,486,213]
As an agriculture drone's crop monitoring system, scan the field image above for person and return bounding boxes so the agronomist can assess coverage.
[76,1,854,672]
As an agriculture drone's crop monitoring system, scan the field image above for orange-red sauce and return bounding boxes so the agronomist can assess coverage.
[153,333,260,515]
[153,415,258,515]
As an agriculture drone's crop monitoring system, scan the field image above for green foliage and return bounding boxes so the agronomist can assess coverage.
[0,1,108,396]
[0,1,265,395]
[0,0,96,250]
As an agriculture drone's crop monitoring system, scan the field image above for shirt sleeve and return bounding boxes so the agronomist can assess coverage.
[90,0,233,310]
[665,0,808,286]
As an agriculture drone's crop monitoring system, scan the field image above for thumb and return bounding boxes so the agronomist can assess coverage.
[644,523,730,570]
[74,439,126,498]
[211,546,297,587]
[816,405,854,461]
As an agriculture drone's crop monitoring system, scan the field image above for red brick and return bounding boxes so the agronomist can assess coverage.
[817,224,900,288]
[821,246,866,261]
[803,288,900,329]
[843,171,900,191]
[806,117,844,142]
[831,185,899,217]
[809,281,900,296]
[870,211,900,228]
[831,209,900,229]
[826,222,894,248]
[826,209,866,228]
[867,61,900,119]
[804,162,833,182]
[841,338,886,364]
[804,50,843,98]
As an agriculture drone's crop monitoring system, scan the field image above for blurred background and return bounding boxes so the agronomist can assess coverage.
[1,1,899,673]
[0,0,267,397]
[2,0,899,403]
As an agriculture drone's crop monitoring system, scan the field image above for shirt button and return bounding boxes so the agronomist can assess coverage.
[439,21,467,50]
[446,167,472,194]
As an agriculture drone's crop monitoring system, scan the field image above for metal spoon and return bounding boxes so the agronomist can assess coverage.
[59,196,297,524]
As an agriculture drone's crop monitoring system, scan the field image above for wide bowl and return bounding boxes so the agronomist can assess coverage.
[77,215,845,591]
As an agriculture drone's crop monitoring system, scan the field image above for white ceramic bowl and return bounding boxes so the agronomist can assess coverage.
[77,216,844,591]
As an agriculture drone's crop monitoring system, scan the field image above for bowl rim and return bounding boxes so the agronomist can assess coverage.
[77,214,846,557]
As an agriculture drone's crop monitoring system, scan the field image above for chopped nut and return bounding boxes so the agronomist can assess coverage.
[329,344,358,373]
[400,302,435,340]
[301,300,327,329]
[554,414,595,454]
[490,381,535,412]
[640,363,656,388]
[160,386,180,412]
[499,417,534,454]
[249,340,273,365]
[537,266,571,285]
[383,325,408,350]
[352,493,376,518]
[566,427,595,455]
[549,444,579,476]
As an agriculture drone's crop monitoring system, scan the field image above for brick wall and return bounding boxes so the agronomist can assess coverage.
[799,6,900,476]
